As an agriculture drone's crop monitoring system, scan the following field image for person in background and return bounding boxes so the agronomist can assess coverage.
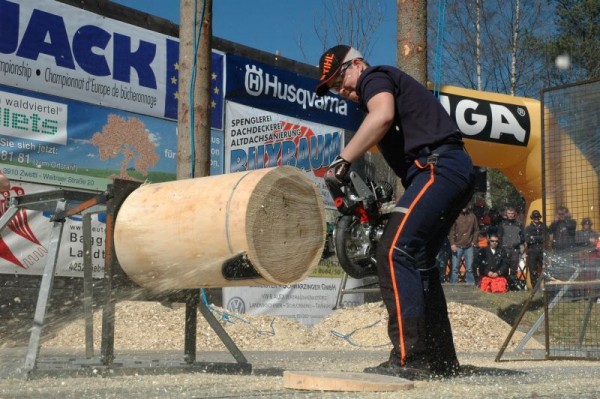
[549,206,577,251]
[448,207,479,285]
[478,233,509,293]
[315,45,475,380]
[575,217,599,247]
[435,237,451,283]
[524,210,547,288]
[498,206,525,290]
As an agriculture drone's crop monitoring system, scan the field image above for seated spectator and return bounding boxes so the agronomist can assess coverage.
[478,233,509,293]
[576,217,599,247]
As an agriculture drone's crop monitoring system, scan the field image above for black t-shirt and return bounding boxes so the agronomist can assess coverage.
[356,66,461,177]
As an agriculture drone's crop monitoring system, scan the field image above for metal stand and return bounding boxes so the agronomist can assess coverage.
[2,181,251,378]
[334,272,379,309]
[0,189,101,375]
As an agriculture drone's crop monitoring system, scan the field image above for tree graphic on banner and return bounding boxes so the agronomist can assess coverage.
[90,115,159,180]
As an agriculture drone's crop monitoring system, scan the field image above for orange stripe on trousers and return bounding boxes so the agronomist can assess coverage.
[387,161,435,365]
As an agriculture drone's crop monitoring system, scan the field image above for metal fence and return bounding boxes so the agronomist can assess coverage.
[541,79,600,360]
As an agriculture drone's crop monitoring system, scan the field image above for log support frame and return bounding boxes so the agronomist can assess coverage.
[2,179,251,379]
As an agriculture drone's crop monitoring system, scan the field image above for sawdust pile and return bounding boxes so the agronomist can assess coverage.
[41,301,543,352]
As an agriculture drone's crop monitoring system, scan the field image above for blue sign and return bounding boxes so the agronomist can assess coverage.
[225,54,362,131]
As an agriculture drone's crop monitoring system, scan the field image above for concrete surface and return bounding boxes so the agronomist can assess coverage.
[0,347,598,398]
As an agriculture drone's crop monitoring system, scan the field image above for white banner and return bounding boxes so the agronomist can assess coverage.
[0,0,178,119]
[222,277,366,326]
[0,182,105,277]
[225,101,344,207]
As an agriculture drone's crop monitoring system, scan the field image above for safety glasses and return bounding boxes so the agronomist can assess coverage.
[329,61,352,94]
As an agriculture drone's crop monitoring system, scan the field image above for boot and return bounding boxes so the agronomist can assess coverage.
[364,353,462,380]
[363,357,432,381]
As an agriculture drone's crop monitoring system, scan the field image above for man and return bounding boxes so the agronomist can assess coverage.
[315,45,475,380]
[549,206,576,251]
[477,233,509,293]
[448,207,479,285]
[524,210,546,287]
[575,217,598,247]
[497,207,525,290]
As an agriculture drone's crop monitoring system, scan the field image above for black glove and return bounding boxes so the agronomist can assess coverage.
[324,156,351,200]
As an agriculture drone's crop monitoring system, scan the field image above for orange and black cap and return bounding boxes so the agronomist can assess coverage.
[315,45,363,97]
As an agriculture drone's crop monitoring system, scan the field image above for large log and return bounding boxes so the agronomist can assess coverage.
[114,166,326,291]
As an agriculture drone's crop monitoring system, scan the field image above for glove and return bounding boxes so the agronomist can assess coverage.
[324,156,351,200]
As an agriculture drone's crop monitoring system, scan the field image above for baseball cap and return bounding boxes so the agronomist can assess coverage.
[315,45,363,97]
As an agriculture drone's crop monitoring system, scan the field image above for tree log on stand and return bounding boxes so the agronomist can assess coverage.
[114,166,326,291]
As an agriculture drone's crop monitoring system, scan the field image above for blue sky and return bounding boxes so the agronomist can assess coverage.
[110,0,398,67]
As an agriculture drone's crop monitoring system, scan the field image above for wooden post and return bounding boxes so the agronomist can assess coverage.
[177,0,213,179]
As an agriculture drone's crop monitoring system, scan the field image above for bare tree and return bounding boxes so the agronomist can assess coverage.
[300,0,385,59]
[476,0,482,90]
[510,0,521,95]
[431,0,551,98]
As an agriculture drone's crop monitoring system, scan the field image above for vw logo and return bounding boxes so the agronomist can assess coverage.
[227,297,246,314]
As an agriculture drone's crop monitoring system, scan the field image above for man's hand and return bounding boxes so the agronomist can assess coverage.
[324,156,351,199]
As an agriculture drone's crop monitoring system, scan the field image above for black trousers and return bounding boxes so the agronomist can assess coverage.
[528,246,544,285]
[375,148,475,369]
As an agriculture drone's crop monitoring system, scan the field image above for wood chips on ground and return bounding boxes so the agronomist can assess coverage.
[37,300,543,353]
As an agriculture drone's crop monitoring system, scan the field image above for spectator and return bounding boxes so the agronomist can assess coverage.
[549,206,576,251]
[478,233,509,293]
[486,208,502,236]
[435,237,451,282]
[498,206,525,290]
[448,206,479,285]
[575,217,599,247]
[524,210,547,287]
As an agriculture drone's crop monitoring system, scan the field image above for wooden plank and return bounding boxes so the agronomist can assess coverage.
[283,370,414,392]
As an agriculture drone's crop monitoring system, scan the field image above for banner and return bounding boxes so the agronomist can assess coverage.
[222,277,365,326]
[0,84,177,190]
[226,53,362,131]
[0,182,106,276]
[225,101,343,206]
[0,0,225,127]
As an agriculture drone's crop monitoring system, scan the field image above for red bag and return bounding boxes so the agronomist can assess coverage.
[480,276,507,293]
[480,276,492,292]
[490,277,508,293]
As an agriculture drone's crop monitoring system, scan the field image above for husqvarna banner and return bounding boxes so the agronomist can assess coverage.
[225,53,363,131]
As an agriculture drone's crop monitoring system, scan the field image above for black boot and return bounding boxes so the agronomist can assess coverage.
[363,357,432,380]
[364,353,462,380]
[364,351,436,381]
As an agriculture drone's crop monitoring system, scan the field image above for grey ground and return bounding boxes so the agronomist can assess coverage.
[0,348,598,399]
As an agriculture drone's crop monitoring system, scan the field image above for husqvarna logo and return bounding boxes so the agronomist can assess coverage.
[245,65,263,97]
[440,94,531,146]
[227,297,246,314]
[242,62,350,115]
